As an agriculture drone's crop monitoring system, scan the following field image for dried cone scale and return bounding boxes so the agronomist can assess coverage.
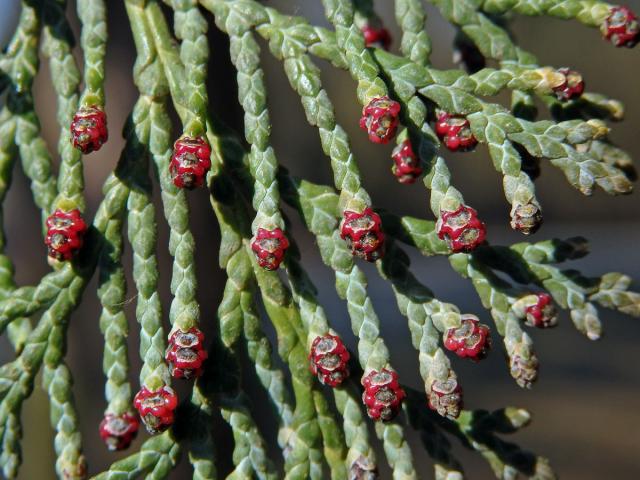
[428,376,463,419]
[511,202,543,235]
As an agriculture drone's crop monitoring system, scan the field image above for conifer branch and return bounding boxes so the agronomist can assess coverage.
[0,0,637,477]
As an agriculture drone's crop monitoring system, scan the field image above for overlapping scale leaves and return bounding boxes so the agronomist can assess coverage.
[0,0,638,479]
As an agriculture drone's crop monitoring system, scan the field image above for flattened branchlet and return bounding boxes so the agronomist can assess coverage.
[0,0,638,479]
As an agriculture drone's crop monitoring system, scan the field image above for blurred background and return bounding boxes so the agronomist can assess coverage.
[1,0,639,478]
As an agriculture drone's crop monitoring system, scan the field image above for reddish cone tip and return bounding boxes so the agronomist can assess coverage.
[524,293,558,328]
[349,455,378,480]
[436,205,487,253]
[362,369,406,422]
[250,227,289,270]
[70,106,108,154]
[444,315,491,361]
[165,327,207,379]
[169,136,212,189]
[62,460,87,480]
[435,112,478,152]
[361,24,392,50]
[428,376,463,419]
[45,209,88,261]
[340,208,385,262]
[309,334,350,387]
[99,413,139,451]
[552,68,585,101]
[391,140,423,184]
[601,6,639,47]
[359,96,401,144]
[511,202,543,235]
[133,386,178,434]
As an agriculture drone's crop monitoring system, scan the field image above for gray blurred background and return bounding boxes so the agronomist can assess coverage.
[1,1,639,478]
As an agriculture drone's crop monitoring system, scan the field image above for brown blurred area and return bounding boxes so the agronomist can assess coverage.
[1,1,639,478]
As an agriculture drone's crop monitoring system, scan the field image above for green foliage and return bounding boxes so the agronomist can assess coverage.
[0,0,638,479]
